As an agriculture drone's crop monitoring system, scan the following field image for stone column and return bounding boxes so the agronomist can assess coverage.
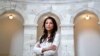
[23,25,37,56]
[59,24,74,56]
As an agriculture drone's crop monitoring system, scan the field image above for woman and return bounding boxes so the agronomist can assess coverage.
[33,16,60,56]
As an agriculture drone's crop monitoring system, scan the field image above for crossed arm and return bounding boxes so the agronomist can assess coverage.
[33,34,60,55]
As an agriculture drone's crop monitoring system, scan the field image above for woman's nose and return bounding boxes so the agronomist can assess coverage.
[47,23,50,26]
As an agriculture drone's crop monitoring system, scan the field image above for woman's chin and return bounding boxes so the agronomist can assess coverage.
[47,29,52,31]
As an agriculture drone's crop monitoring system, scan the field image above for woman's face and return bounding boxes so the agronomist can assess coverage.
[45,19,54,31]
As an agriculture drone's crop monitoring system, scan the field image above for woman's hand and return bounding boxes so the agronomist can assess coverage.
[42,45,57,53]
[42,48,48,53]
[37,44,41,48]
[48,45,57,51]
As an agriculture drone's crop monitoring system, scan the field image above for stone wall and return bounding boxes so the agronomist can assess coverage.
[0,1,100,56]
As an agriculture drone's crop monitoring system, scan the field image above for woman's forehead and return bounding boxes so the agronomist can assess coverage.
[46,19,53,22]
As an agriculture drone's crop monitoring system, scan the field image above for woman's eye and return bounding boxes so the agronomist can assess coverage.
[46,22,48,24]
[50,22,53,24]
[45,22,53,24]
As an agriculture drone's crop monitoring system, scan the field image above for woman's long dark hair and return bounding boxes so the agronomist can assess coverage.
[40,16,58,43]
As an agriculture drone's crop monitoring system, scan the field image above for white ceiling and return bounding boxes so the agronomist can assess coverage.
[0,0,100,2]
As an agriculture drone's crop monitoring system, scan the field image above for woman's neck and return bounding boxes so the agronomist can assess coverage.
[48,30,52,33]
[48,33,51,37]
[47,31,51,37]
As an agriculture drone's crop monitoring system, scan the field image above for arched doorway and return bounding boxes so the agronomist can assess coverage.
[0,10,24,56]
[37,12,61,41]
[74,10,100,56]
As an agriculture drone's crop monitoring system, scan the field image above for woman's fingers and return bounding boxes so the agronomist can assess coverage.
[37,44,41,47]
[49,45,56,50]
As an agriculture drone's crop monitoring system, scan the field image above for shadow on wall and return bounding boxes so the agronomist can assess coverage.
[37,12,60,41]
[0,10,24,56]
[74,10,100,56]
